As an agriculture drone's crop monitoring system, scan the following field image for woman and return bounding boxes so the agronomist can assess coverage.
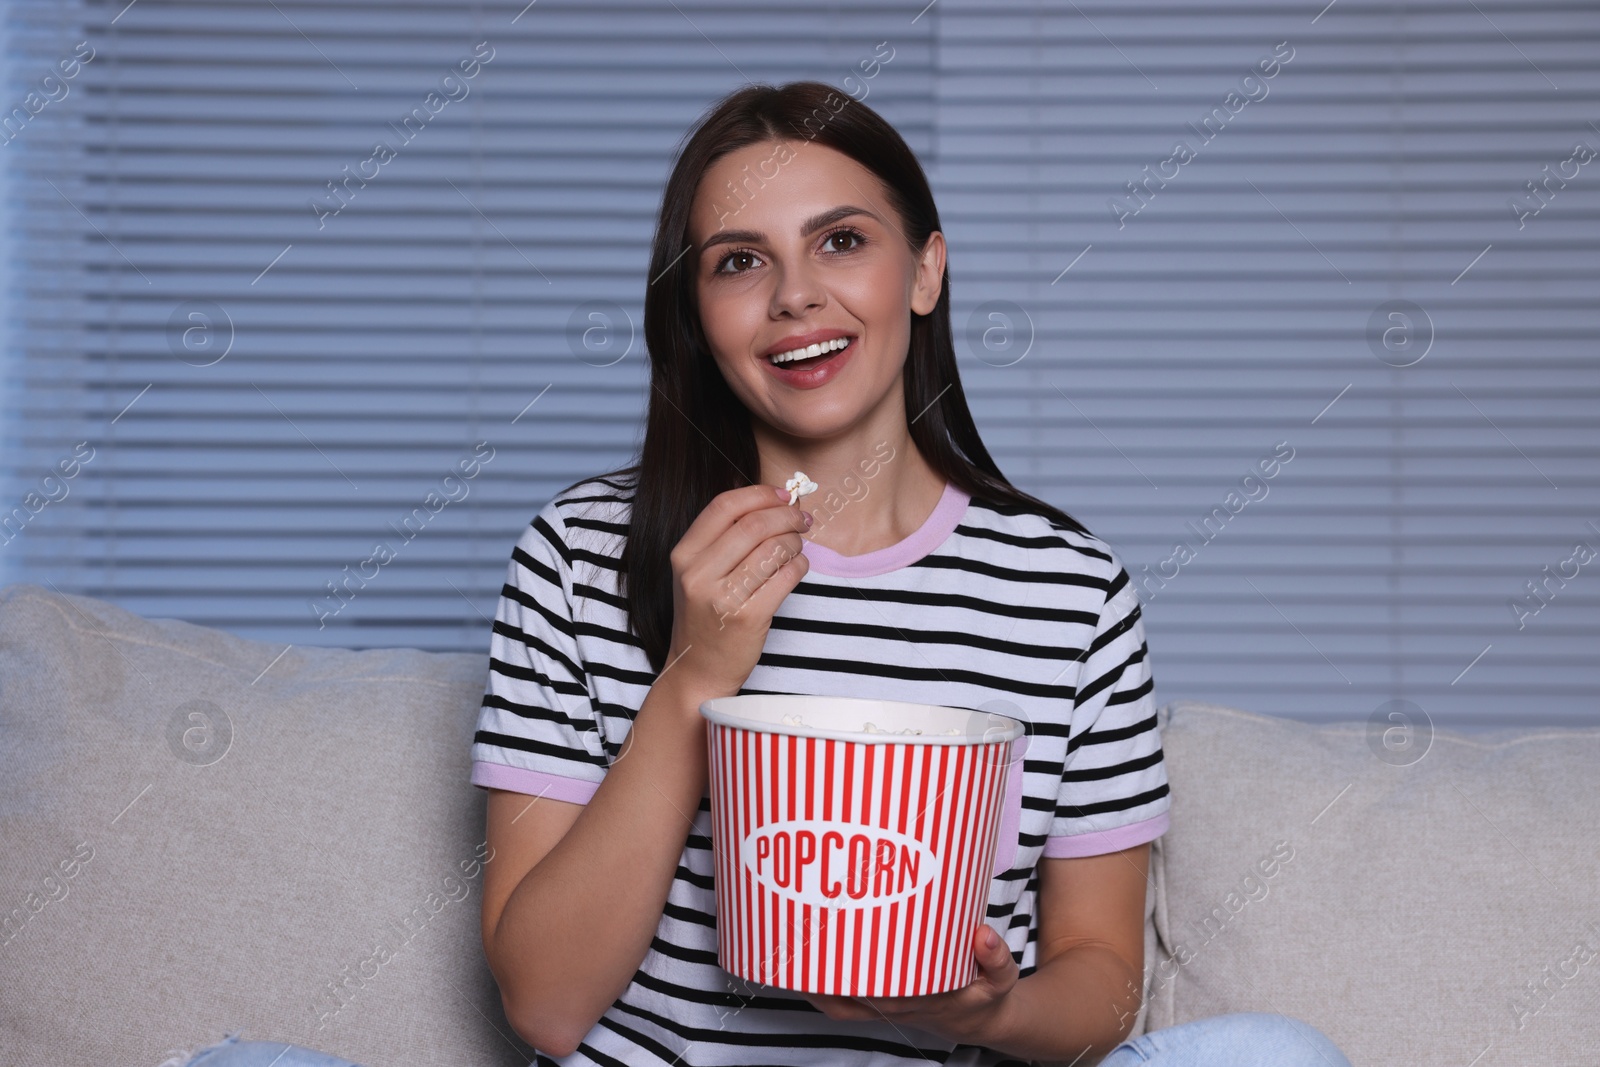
[177,81,1350,1067]
[468,81,1352,1067]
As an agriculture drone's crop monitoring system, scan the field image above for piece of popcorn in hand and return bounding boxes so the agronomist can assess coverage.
[784,470,819,506]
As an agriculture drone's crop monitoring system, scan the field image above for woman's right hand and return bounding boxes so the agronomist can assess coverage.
[665,483,811,698]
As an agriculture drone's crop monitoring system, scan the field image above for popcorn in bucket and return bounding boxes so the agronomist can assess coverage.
[700,694,1023,997]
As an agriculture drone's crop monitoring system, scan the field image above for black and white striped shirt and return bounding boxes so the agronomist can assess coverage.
[471,470,1170,1066]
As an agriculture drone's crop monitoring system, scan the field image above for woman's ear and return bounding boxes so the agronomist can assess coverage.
[909,231,946,316]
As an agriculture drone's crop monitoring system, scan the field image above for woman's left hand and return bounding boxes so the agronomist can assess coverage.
[799,923,1019,1047]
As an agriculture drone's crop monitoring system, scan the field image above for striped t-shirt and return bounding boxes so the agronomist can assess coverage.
[470,470,1170,1067]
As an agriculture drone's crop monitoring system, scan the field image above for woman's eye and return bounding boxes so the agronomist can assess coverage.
[825,228,866,253]
[714,250,761,274]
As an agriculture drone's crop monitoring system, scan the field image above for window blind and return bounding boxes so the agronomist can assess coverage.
[4,0,1596,727]
[932,0,1598,727]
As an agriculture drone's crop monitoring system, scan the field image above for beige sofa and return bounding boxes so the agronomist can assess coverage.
[2,581,1596,1065]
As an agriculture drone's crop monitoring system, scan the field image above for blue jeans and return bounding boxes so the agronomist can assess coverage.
[168,1031,365,1067]
[1101,1011,1352,1066]
[174,1012,1349,1066]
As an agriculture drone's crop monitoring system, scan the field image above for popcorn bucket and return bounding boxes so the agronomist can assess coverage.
[699,694,1023,997]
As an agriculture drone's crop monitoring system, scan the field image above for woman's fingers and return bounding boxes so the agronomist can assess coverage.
[696,499,808,592]
[713,526,808,627]
[672,484,793,567]
[677,487,807,626]
[664,482,812,695]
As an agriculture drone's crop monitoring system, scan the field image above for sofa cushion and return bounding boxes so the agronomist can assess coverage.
[0,582,529,1067]
[1146,700,1600,1064]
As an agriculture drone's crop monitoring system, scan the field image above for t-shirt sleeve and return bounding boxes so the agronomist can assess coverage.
[469,499,609,803]
[1043,553,1171,858]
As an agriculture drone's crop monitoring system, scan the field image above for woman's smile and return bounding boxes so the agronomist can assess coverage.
[759,333,857,389]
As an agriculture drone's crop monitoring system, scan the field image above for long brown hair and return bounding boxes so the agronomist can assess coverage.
[603,80,1090,673]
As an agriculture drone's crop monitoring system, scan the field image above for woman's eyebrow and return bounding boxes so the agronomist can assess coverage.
[699,205,881,252]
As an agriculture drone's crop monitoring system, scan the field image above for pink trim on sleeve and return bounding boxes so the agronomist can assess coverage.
[471,760,600,804]
[1042,811,1169,859]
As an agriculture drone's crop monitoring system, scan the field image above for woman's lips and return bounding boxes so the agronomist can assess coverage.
[761,337,854,390]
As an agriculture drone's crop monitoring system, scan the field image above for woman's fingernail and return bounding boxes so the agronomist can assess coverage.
[776,486,791,502]
[984,927,998,948]
[802,511,813,528]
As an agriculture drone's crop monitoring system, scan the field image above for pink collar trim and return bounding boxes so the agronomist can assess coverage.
[800,482,970,578]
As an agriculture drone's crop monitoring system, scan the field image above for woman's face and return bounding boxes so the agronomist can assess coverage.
[687,139,944,443]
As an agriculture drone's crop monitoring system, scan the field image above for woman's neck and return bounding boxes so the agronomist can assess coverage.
[755,421,947,558]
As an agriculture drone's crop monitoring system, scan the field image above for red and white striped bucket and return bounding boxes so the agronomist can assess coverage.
[700,694,1023,997]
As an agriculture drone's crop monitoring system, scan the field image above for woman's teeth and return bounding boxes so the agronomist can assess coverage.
[768,336,851,365]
